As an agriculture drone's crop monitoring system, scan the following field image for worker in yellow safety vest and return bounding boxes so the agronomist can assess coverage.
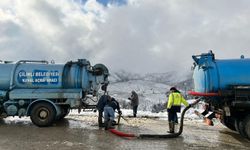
[167,87,189,133]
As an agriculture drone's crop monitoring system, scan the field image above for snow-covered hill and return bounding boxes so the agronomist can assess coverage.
[106,71,193,112]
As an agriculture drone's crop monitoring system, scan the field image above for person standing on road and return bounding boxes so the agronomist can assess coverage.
[167,87,189,133]
[128,90,139,117]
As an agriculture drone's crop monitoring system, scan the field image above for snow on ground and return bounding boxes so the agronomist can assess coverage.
[71,105,221,128]
[107,80,172,111]
[69,104,202,120]
[4,102,207,128]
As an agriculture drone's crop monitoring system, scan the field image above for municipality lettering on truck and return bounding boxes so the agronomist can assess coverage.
[0,59,109,127]
[190,51,250,139]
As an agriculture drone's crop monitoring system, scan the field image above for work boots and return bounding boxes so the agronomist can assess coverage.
[98,112,105,127]
[108,120,115,129]
[104,121,108,130]
[98,119,105,128]
[105,120,115,130]
[168,122,175,133]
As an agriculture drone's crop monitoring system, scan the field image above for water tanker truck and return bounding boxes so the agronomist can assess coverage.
[0,59,109,127]
[190,51,250,139]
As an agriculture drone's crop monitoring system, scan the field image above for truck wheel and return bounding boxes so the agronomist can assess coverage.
[30,102,56,127]
[235,119,247,138]
[235,119,240,132]
[243,115,250,139]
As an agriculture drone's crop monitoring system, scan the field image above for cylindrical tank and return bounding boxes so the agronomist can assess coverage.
[192,51,250,93]
[0,59,109,91]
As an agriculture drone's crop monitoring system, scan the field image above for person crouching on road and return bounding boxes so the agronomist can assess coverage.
[104,96,122,130]
[96,94,109,127]
[167,87,189,133]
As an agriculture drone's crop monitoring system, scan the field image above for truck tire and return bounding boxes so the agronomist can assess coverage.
[30,102,56,127]
[243,115,250,139]
[235,119,240,132]
[235,119,247,138]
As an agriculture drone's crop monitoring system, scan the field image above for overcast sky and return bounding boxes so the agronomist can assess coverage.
[0,0,250,75]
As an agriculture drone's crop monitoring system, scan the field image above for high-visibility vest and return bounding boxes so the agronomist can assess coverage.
[167,92,189,109]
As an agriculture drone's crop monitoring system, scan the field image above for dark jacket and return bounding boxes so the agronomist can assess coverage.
[129,91,139,106]
[106,98,120,111]
[96,95,108,111]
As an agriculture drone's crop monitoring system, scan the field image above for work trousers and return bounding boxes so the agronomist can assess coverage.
[104,106,115,122]
[98,110,103,126]
[168,111,177,123]
[133,105,138,116]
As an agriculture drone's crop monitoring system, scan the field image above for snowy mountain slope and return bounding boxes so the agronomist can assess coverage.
[106,71,194,112]
[108,80,170,111]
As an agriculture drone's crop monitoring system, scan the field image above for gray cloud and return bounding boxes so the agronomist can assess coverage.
[0,0,250,75]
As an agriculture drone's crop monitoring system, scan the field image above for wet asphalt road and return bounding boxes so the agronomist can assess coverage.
[0,115,249,150]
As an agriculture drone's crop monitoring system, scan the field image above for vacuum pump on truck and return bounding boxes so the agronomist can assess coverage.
[0,59,109,127]
[190,51,250,139]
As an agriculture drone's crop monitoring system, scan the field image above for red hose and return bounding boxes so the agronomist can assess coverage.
[188,91,219,96]
[108,129,136,137]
